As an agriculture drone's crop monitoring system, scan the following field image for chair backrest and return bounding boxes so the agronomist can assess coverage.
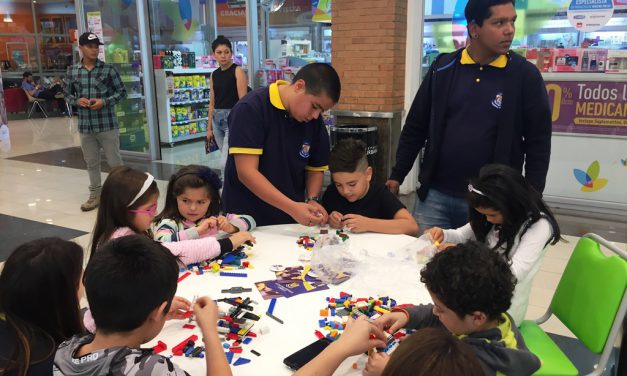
[22,88,40,102]
[550,237,627,354]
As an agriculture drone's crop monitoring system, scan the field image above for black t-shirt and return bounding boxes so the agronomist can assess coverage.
[0,318,55,376]
[212,64,239,109]
[321,182,405,219]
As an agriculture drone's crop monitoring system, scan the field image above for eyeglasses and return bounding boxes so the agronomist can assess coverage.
[129,202,158,217]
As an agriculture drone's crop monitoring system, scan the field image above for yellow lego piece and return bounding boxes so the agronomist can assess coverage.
[373,306,390,314]
[320,309,329,316]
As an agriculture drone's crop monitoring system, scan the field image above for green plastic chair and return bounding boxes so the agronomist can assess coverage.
[519,233,627,376]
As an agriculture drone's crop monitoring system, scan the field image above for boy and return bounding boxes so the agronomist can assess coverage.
[222,63,340,227]
[53,235,231,376]
[322,138,418,236]
[366,241,540,376]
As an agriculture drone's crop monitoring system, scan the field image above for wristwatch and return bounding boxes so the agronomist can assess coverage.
[305,196,320,203]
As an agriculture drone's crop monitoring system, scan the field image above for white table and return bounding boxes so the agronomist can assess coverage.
[146,224,431,376]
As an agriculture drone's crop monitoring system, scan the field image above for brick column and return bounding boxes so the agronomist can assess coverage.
[331,0,407,182]
[332,0,407,112]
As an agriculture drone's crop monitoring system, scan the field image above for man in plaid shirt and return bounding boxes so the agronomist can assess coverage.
[65,32,127,211]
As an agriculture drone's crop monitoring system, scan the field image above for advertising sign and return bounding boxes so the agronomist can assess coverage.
[567,0,614,32]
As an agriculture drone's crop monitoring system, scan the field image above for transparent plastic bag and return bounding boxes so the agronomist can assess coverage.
[414,234,438,264]
[310,231,357,285]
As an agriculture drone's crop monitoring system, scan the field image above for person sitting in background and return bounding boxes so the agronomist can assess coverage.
[322,138,418,236]
[21,71,66,114]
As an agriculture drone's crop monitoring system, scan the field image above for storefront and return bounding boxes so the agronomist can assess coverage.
[421,0,627,216]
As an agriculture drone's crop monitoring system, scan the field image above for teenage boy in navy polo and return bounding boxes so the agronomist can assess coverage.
[386,0,552,231]
[222,63,341,227]
[322,138,418,236]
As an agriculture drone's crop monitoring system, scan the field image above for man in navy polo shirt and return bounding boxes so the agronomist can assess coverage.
[386,0,552,231]
[222,63,341,226]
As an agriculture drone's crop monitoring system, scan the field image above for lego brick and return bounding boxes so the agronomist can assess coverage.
[220,271,248,278]
[177,272,191,283]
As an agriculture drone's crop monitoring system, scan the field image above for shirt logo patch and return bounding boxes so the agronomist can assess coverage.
[299,141,311,158]
[491,92,503,109]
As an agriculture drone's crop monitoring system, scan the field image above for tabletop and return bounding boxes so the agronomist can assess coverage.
[146,224,432,376]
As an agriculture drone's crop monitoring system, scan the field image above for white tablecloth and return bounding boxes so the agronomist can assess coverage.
[146,224,431,375]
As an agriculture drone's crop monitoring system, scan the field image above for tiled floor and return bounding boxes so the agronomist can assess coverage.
[1,116,626,348]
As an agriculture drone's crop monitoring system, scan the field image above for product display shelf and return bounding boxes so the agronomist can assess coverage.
[155,68,216,146]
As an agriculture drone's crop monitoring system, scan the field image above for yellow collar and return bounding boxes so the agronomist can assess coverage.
[269,80,289,110]
[461,48,508,68]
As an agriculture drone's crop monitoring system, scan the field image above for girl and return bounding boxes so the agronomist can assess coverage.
[0,238,84,376]
[153,165,255,242]
[90,166,255,266]
[429,164,561,325]
[206,35,248,178]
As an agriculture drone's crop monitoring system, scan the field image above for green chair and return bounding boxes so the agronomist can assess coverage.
[519,233,627,376]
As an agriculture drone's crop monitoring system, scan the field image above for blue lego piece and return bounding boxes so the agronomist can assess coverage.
[268,298,277,315]
[330,308,335,316]
[319,319,327,328]
[243,337,252,344]
[221,253,237,264]
[184,346,195,357]
[220,271,248,278]
[223,343,231,349]
[226,352,234,364]
[197,265,204,275]
[233,357,251,366]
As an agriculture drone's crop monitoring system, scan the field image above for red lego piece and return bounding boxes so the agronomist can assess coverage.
[232,341,241,347]
[183,324,196,329]
[314,330,324,339]
[172,335,198,356]
[227,333,239,340]
[152,341,167,354]
[242,261,250,267]
[340,292,351,298]
[229,347,243,354]
[182,310,193,318]
[393,332,406,339]
[246,331,257,338]
[223,316,234,323]
[177,272,191,283]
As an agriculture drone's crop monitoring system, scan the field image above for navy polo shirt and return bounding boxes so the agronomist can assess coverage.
[432,49,508,197]
[222,80,330,226]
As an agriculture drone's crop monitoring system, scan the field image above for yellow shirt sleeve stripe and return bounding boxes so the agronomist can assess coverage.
[305,165,329,172]
[229,147,263,155]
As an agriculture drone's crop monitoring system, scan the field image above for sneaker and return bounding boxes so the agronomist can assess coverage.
[80,195,100,212]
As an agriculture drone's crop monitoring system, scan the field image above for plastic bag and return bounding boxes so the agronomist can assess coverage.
[414,234,437,264]
[310,231,357,285]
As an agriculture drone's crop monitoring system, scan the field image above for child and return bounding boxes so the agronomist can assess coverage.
[90,166,255,265]
[367,241,541,376]
[0,238,84,375]
[153,165,255,242]
[322,138,418,236]
[53,235,232,376]
[293,318,483,376]
[429,163,561,324]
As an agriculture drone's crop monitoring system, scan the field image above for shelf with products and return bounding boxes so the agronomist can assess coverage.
[154,68,216,145]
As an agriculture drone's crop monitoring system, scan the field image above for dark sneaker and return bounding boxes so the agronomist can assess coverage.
[80,195,100,212]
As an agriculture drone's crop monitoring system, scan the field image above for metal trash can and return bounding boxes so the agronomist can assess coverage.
[329,125,378,176]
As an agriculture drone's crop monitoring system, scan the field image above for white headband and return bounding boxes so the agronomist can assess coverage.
[127,172,155,207]
[467,183,485,196]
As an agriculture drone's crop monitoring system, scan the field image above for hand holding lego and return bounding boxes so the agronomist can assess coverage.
[428,227,444,245]
[166,296,192,320]
[363,352,390,376]
[197,217,218,235]
[342,214,371,233]
[289,202,326,227]
[385,179,400,195]
[193,296,220,335]
[229,231,256,249]
[328,211,344,229]
[217,215,237,233]
[78,98,91,108]
[89,98,105,110]
[372,311,408,334]
[332,317,386,357]
[307,201,329,225]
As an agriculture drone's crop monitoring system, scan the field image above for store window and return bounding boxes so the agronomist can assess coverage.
[421,0,627,216]
[0,0,76,76]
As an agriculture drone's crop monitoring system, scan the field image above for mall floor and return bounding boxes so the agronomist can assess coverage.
[0,113,624,374]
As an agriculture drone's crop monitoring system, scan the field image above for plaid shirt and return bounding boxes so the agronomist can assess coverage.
[65,59,127,133]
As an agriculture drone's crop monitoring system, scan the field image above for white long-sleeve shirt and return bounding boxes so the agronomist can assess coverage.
[443,218,553,325]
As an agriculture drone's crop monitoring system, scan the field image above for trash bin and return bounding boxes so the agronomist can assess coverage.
[329,125,378,177]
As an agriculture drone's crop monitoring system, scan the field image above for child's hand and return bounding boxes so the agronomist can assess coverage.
[364,352,390,376]
[229,231,256,249]
[217,215,237,233]
[372,311,409,334]
[328,211,343,229]
[342,214,371,233]
[197,217,218,235]
[306,201,328,225]
[193,296,219,334]
[166,296,192,320]
[427,227,444,244]
[333,317,386,357]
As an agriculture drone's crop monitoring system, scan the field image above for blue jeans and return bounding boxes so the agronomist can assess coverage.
[212,109,230,179]
[413,188,469,231]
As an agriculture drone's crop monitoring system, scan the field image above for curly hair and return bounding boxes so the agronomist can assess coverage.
[420,240,516,321]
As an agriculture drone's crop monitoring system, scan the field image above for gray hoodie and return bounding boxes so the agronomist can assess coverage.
[53,334,189,376]
[405,304,540,376]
